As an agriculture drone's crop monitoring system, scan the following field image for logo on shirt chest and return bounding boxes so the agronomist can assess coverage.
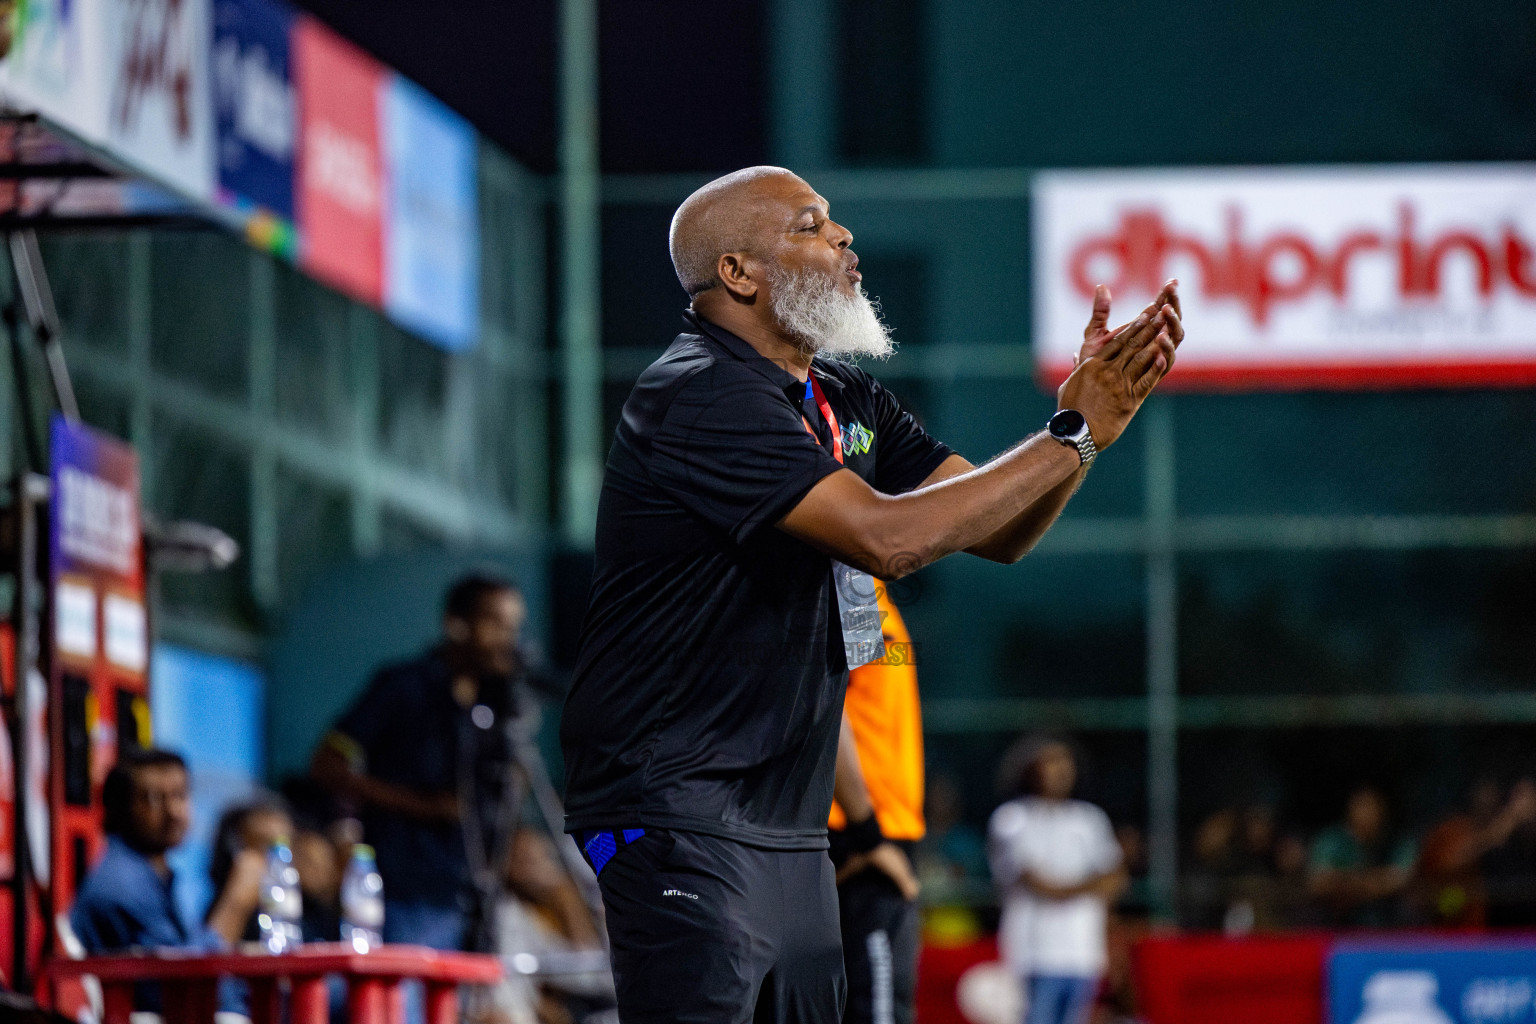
[840,421,874,457]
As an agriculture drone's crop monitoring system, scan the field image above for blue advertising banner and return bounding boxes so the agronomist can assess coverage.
[212,0,297,253]
[1331,940,1536,1024]
[382,74,480,351]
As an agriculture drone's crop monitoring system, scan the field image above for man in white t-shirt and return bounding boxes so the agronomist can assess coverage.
[988,737,1127,1024]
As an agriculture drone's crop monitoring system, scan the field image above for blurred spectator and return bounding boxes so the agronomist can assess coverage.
[484,828,612,1024]
[70,750,263,1011]
[207,795,349,1018]
[1417,780,1491,927]
[1307,785,1417,928]
[1110,823,1153,919]
[1183,808,1239,930]
[281,774,357,941]
[1270,827,1315,929]
[1417,777,1536,928]
[919,775,990,886]
[208,794,294,942]
[1227,805,1309,932]
[209,794,346,942]
[1236,806,1277,875]
[1483,779,1536,927]
[1274,832,1309,882]
[311,573,529,953]
[1186,804,1307,933]
[1101,825,1151,1022]
[914,774,988,945]
[292,825,345,943]
[989,737,1126,1024]
[1114,824,1146,882]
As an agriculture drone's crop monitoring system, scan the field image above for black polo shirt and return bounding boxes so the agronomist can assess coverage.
[560,312,952,850]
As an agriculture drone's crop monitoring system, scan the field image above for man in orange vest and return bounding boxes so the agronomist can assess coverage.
[830,587,925,1024]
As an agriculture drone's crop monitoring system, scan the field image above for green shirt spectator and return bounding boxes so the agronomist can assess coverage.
[1308,786,1417,928]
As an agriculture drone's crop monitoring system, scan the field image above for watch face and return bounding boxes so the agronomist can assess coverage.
[1050,409,1086,438]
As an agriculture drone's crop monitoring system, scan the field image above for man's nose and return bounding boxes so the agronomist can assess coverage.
[829,220,852,249]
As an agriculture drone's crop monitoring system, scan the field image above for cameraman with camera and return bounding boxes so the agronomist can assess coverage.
[310,573,529,953]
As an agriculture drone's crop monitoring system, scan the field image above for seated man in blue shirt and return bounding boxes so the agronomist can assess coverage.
[71,749,262,959]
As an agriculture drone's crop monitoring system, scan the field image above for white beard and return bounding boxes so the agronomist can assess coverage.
[767,267,895,359]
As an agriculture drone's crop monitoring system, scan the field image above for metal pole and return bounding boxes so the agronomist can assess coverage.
[8,231,77,424]
[558,0,603,545]
[126,234,153,500]
[248,251,279,608]
[1143,400,1179,921]
[768,0,835,168]
[508,163,551,529]
[347,304,382,557]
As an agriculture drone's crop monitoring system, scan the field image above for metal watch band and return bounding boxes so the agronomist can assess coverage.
[1072,430,1098,466]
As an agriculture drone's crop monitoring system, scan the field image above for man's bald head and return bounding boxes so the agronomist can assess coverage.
[669,166,804,296]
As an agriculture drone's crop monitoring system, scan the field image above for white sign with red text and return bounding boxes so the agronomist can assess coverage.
[103,0,215,200]
[1033,165,1536,390]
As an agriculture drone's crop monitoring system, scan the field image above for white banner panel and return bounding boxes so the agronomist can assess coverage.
[0,0,111,143]
[102,0,216,200]
[0,0,215,200]
[1033,165,1536,390]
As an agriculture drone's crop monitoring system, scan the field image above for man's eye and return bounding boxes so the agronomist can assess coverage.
[802,222,820,233]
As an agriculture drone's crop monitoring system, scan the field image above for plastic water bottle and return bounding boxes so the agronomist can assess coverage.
[257,838,304,955]
[340,843,385,953]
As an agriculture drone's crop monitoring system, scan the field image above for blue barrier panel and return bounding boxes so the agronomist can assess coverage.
[1330,938,1536,1024]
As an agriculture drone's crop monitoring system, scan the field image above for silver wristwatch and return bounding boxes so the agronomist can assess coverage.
[1047,409,1098,466]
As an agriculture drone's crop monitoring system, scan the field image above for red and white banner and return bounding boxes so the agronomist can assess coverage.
[293,16,385,306]
[1033,165,1536,390]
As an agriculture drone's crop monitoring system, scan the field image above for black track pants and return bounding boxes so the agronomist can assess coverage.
[596,829,847,1024]
[836,870,918,1024]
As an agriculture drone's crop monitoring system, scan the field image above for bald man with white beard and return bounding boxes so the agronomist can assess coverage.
[559,166,1183,1023]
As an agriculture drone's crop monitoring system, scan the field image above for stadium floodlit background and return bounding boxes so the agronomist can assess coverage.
[7,0,1536,1018]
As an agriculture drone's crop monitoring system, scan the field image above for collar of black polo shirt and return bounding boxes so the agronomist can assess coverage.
[681,310,848,402]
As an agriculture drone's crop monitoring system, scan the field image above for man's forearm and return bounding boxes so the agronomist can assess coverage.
[780,434,1082,578]
[1087,867,1130,901]
[972,468,1085,562]
[205,892,253,946]
[314,741,457,821]
[921,453,1088,564]
[1022,867,1126,901]
[1309,870,1385,906]
[351,774,459,822]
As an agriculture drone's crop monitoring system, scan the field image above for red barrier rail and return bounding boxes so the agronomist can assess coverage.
[915,936,1001,1022]
[46,944,503,1024]
[1132,933,1331,1024]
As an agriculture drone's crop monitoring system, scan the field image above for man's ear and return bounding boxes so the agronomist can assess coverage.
[717,252,759,301]
[444,616,470,643]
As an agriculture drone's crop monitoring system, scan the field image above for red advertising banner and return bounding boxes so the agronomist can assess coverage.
[293,16,384,306]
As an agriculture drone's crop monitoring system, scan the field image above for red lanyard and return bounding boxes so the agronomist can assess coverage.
[801,376,843,464]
